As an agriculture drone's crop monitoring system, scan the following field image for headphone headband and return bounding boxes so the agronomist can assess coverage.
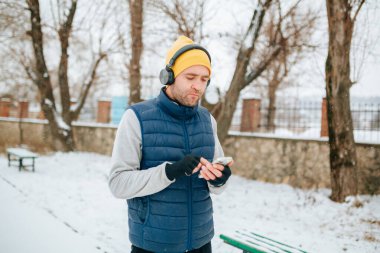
[167,44,211,68]
[159,43,211,86]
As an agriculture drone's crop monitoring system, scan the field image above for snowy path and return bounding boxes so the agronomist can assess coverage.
[0,177,99,253]
[0,152,379,253]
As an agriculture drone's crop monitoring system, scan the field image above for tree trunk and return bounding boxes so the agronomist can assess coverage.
[266,63,282,132]
[267,85,277,132]
[215,50,251,142]
[214,0,273,144]
[56,0,77,150]
[18,104,24,146]
[325,0,360,202]
[129,0,143,104]
[27,0,75,151]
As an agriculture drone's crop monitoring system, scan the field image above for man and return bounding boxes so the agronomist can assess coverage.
[109,35,232,253]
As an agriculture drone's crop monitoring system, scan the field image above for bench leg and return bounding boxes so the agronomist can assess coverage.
[19,159,23,172]
[32,158,35,172]
[8,153,10,167]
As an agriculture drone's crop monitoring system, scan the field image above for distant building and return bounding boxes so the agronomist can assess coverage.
[111,96,128,125]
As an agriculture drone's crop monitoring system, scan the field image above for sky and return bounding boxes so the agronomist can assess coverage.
[110,0,380,100]
[202,0,380,99]
[0,152,379,253]
[1,1,379,104]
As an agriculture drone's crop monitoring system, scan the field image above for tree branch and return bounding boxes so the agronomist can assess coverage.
[245,0,272,54]
[71,53,107,119]
[244,45,282,86]
[57,0,77,119]
[352,0,365,24]
[26,0,56,109]
[20,61,38,86]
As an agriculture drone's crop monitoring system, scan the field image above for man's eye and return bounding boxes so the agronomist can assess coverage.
[186,77,194,80]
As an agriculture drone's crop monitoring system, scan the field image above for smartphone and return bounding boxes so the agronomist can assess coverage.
[198,156,233,179]
[212,156,233,166]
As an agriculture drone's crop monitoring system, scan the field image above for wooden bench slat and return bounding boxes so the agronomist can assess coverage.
[220,230,308,253]
[220,234,268,253]
[222,233,286,253]
[238,231,307,253]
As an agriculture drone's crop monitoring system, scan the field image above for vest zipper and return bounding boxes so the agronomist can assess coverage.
[182,120,192,250]
[187,174,192,250]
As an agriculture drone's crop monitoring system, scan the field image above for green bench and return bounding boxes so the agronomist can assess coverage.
[7,148,38,172]
[220,230,308,253]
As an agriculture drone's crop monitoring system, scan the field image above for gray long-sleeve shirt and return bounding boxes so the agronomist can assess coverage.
[108,109,227,200]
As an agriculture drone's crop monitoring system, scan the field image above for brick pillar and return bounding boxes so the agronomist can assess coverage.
[0,98,11,117]
[18,100,29,118]
[320,97,328,137]
[97,100,111,123]
[240,98,261,132]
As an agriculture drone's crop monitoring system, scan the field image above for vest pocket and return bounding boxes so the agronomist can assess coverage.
[129,197,149,224]
[137,197,148,224]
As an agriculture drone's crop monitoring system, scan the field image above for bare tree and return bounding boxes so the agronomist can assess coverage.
[258,5,317,131]
[0,1,35,100]
[262,61,287,131]
[26,0,107,151]
[128,0,144,104]
[149,0,207,42]
[325,0,365,202]
[148,0,217,107]
[211,0,273,143]
[208,0,320,143]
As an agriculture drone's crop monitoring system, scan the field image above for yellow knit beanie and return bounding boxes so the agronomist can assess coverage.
[165,35,211,78]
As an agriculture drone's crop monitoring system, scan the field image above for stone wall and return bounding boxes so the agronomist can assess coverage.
[0,117,117,155]
[223,134,380,194]
[73,123,116,155]
[0,118,53,153]
[223,135,331,189]
[1,118,379,194]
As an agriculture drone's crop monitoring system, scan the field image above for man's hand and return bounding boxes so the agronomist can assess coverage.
[165,155,202,180]
[199,157,233,186]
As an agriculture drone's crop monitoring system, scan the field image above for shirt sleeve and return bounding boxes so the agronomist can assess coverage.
[208,114,229,195]
[108,109,173,199]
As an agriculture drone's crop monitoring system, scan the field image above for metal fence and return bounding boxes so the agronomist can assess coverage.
[351,103,380,143]
[230,100,380,143]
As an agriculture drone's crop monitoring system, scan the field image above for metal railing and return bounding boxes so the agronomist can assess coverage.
[230,101,380,143]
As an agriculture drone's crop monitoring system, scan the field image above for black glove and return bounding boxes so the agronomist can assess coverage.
[165,155,201,180]
[209,165,231,187]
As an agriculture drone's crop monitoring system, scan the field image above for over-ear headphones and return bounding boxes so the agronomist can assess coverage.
[159,44,211,86]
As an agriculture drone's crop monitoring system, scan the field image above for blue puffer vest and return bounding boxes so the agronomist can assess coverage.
[128,89,215,252]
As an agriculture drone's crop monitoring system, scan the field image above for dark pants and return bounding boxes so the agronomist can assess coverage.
[131,242,212,253]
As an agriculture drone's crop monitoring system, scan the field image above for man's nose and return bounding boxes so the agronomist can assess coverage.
[191,79,203,91]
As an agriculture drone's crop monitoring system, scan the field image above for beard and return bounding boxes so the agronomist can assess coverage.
[171,86,201,107]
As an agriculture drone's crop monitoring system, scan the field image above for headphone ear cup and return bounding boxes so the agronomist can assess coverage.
[159,68,175,85]
[166,68,175,85]
[159,69,168,85]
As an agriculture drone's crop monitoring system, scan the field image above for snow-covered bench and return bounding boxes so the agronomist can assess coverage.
[7,148,38,172]
[220,230,308,253]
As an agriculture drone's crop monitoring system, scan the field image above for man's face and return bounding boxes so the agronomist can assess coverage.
[167,65,210,107]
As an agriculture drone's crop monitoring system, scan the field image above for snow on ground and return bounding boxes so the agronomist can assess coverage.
[0,178,100,253]
[0,152,379,253]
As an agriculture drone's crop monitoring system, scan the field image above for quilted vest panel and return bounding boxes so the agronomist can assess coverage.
[127,90,215,252]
